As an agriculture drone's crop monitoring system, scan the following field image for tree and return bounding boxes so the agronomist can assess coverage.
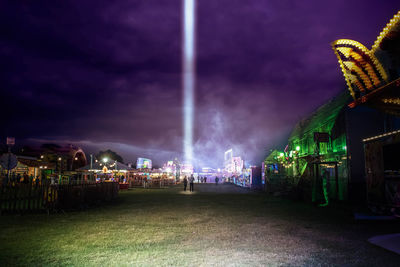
[96,149,124,163]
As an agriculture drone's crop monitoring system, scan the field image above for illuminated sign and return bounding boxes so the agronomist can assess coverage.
[181,163,194,174]
[6,137,15,145]
[224,148,233,172]
[224,149,232,162]
[314,132,330,143]
[136,158,152,169]
[201,167,214,173]
[232,157,243,174]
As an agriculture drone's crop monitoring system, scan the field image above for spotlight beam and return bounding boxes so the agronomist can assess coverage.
[183,0,196,164]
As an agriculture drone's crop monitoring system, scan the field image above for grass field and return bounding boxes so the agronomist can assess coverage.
[0,184,399,266]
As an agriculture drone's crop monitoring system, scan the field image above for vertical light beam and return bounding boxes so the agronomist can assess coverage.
[183,0,196,164]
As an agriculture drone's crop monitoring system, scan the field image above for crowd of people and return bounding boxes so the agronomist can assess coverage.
[198,176,207,183]
[1,172,42,187]
[182,175,221,192]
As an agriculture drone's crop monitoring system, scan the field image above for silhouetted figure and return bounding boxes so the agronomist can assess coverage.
[189,175,194,192]
[204,177,207,183]
[183,176,188,191]
[23,172,29,184]
[321,169,330,207]
[11,172,16,186]
[2,175,8,187]
[215,176,219,185]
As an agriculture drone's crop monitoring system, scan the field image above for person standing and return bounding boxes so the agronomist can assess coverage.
[215,176,219,185]
[189,175,194,192]
[23,172,29,184]
[321,169,330,206]
[2,174,8,187]
[183,176,188,191]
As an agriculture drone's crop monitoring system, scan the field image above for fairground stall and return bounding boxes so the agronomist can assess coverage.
[232,168,250,187]
[363,130,400,213]
[263,150,287,193]
[123,169,175,188]
[161,161,181,185]
[77,161,133,189]
[250,166,262,190]
[332,11,400,213]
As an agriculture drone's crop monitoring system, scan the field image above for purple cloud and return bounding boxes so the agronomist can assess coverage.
[0,0,398,167]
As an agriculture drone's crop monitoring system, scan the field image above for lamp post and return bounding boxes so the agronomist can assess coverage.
[102,158,108,181]
[89,154,93,181]
[58,156,62,184]
[295,146,300,177]
[115,160,118,182]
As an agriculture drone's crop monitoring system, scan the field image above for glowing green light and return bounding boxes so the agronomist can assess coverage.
[279,153,284,157]
[296,146,300,151]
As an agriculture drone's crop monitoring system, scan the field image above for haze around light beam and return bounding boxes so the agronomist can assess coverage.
[182,0,196,164]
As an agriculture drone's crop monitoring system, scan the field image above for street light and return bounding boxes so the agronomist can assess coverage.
[58,156,62,184]
[103,158,108,163]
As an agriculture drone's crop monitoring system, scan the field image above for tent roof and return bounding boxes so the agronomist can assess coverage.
[289,91,351,141]
[77,161,133,171]
[265,150,281,164]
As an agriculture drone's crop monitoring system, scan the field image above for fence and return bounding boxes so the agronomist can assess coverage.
[0,181,119,214]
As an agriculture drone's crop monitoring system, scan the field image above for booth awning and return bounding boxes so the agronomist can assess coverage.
[77,161,133,172]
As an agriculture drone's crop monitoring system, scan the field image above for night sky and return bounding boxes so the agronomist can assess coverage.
[0,1,399,167]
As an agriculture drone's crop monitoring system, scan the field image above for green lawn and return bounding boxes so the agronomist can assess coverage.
[0,184,399,266]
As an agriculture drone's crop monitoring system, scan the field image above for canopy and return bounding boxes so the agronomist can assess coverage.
[77,161,133,171]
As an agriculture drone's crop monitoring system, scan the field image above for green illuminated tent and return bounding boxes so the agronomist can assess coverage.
[265,150,282,164]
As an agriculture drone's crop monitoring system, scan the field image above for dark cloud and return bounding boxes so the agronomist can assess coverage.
[0,0,398,167]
